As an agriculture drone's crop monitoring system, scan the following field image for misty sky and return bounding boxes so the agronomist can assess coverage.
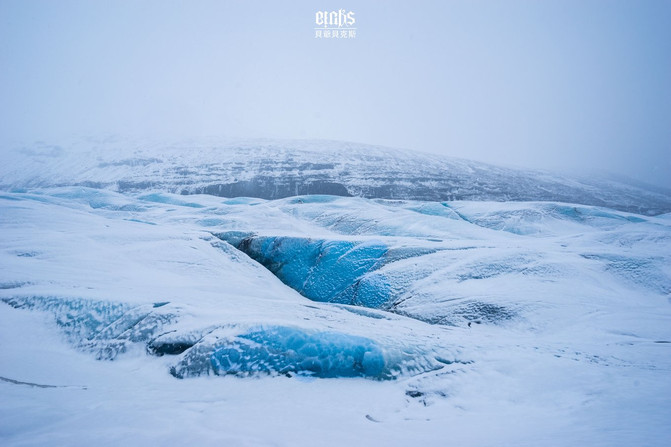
[1,0,670,188]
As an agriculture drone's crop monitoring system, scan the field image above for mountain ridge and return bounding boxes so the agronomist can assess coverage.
[2,137,670,215]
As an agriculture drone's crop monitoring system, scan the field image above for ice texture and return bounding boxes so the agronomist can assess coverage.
[211,326,387,378]
[219,233,448,309]
[171,325,447,379]
[230,236,391,306]
[2,296,175,360]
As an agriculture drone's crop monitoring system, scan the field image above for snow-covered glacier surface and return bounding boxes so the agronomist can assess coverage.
[1,184,671,444]
[2,137,671,215]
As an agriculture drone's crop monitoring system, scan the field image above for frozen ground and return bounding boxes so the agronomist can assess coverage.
[1,187,670,446]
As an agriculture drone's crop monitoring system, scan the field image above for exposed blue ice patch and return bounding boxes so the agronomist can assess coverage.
[198,218,229,227]
[213,231,256,247]
[305,240,388,302]
[2,296,175,359]
[347,275,392,308]
[172,325,451,379]
[406,202,462,219]
[138,193,205,208]
[222,197,264,205]
[44,187,147,211]
[209,326,386,378]
[3,296,130,342]
[218,234,441,309]
[51,188,120,209]
[231,236,390,306]
[454,202,650,235]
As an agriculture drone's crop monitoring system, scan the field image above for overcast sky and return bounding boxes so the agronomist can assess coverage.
[1,0,670,188]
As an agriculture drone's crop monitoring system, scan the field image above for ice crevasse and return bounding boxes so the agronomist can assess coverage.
[219,233,433,309]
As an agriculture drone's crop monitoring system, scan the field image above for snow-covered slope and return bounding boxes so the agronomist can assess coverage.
[2,187,670,446]
[2,138,670,215]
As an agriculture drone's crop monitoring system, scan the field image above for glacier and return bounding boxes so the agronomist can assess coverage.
[2,138,671,215]
[1,141,670,446]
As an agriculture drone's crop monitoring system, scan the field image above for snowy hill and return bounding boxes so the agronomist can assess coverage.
[2,138,670,215]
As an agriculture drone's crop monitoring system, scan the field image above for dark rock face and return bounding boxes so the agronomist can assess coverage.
[189,179,351,200]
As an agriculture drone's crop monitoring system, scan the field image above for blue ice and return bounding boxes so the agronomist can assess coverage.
[237,236,390,306]
[138,193,204,208]
[210,326,387,378]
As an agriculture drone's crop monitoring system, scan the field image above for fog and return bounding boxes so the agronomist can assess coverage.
[1,0,669,188]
